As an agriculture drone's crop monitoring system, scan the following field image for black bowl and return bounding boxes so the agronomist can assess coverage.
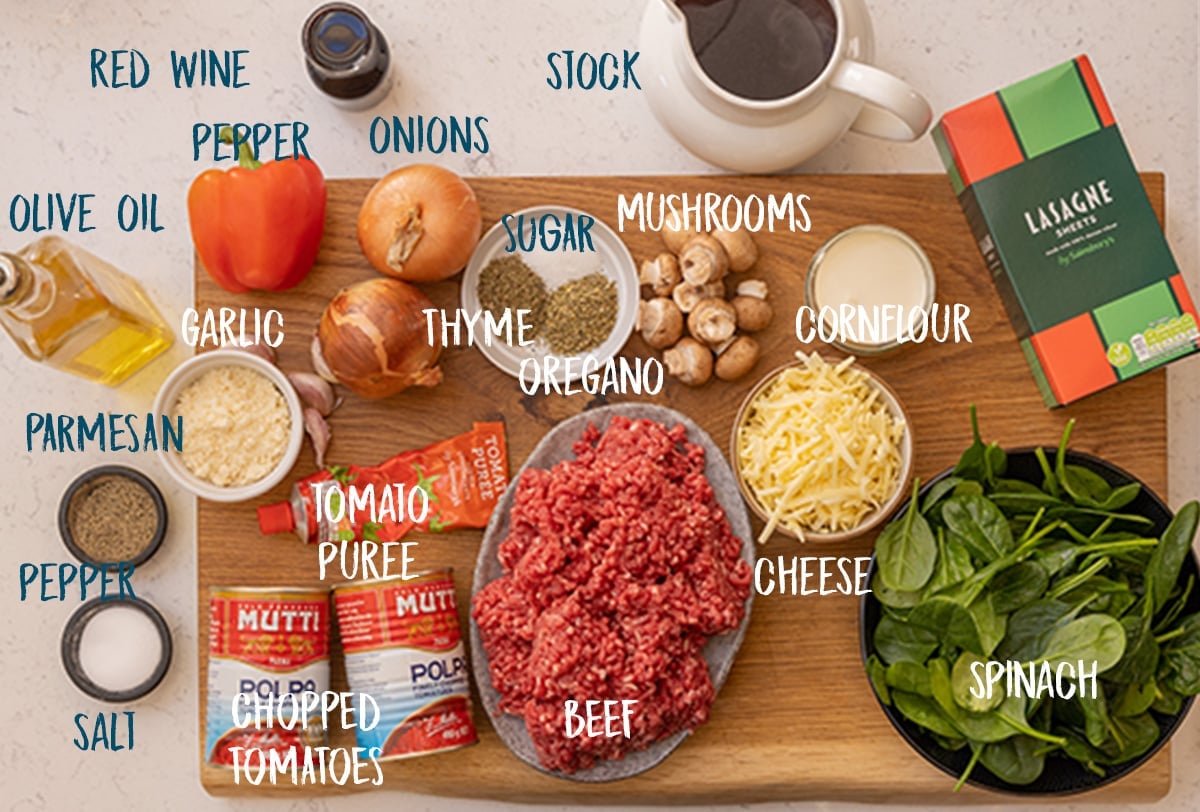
[58,465,168,567]
[859,449,1198,796]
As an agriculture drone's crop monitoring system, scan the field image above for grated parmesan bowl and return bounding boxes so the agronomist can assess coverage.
[152,350,304,503]
[731,353,913,543]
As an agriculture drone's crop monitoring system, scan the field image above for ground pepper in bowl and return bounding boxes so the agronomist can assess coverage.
[59,466,167,565]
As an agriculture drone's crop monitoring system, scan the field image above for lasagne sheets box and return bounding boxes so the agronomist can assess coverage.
[933,55,1199,407]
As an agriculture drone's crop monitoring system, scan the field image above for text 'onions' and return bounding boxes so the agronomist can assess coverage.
[315,278,443,399]
[357,164,482,282]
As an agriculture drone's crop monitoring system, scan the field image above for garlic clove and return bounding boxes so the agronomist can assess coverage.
[303,407,332,468]
[234,342,277,366]
[288,371,337,417]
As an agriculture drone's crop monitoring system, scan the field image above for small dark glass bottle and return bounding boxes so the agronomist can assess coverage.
[302,3,393,109]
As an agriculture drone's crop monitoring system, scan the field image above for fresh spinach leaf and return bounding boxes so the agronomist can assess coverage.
[1145,501,1199,614]
[874,613,939,665]
[1159,613,1200,695]
[866,654,890,704]
[1036,614,1126,673]
[922,476,963,516]
[995,599,1074,662]
[885,660,932,697]
[990,561,1049,613]
[979,736,1045,785]
[876,480,937,593]
[951,651,1002,713]
[892,690,961,740]
[943,494,1014,564]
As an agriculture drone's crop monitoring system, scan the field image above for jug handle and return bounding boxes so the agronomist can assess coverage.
[831,60,932,141]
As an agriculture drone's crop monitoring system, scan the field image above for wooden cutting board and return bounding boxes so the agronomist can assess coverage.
[195,174,1171,803]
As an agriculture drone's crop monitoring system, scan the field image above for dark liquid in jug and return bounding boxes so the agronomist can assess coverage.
[677,0,837,101]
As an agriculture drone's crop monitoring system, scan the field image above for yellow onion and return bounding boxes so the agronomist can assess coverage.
[315,278,443,399]
[357,164,482,282]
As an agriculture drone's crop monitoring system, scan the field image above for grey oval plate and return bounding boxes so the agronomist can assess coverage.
[469,403,755,782]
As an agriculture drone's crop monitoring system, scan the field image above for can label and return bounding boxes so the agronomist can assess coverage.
[334,572,477,759]
[205,588,331,767]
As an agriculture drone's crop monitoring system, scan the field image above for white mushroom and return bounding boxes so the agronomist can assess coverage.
[663,337,713,386]
[712,227,759,272]
[639,253,682,297]
[731,280,773,332]
[678,234,730,286]
[637,298,684,350]
[715,335,761,381]
[687,298,738,347]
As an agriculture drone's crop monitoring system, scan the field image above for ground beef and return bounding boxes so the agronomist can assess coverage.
[473,416,751,773]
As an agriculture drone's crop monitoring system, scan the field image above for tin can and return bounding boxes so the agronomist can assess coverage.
[205,587,331,767]
[333,571,477,760]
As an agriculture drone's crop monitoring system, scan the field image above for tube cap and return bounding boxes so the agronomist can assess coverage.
[257,502,296,535]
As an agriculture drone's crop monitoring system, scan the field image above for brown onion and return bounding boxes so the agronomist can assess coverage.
[357,164,482,282]
[316,278,443,399]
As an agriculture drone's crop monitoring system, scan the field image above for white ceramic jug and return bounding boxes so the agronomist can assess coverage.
[639,0,932,172]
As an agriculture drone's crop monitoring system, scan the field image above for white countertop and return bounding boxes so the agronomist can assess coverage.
[3,1,1198,810]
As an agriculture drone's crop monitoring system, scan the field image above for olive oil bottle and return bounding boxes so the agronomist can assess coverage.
[0,236,173,386]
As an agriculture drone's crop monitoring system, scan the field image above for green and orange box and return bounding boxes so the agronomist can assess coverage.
[933,55,1199,407]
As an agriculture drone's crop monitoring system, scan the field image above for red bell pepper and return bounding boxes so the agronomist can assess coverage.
[187,127,326,293]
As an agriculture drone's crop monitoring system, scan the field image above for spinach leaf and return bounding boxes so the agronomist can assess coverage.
[928,659,1025,743]
[874,613,939,665]
[876,480,937,592]
[872,575,923,609]
[1031,540,1079,579]
[1078,690,1110,747]
[951,651,1002,713]
[910,595,1005,657]
[995,599,1074,662]
[1159,612,1200,695]
[1113,680,1157,718]
[925,527,974,596]
[892,690,961,740]
[1153,575,1194,635]
[866,654,890,704]
[922,476,963,516]
[1152,685,1184,715]
[943,494,1014,564]
[952,405,989,484]
[1145,501,1199,614]
[990,561,1049,613]
[979,736,1046,786]
[1099,482,1141,512]
[1098,713,1160,764]
[1036,614,1126,673]
[885,660,932,697]
[1108,609,1159,685]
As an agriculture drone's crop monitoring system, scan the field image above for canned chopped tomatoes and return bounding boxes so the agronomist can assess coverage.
[205,587,331,767]
[333,571,477,760]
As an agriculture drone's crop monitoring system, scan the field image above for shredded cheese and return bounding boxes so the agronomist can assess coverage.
[737,352,905,542]
[175,365,290,487]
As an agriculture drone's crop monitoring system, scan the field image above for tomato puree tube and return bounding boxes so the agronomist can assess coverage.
[257,422,508,544]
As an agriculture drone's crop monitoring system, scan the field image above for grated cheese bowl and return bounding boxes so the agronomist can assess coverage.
[152,350,304,503]
[730,356,913,544]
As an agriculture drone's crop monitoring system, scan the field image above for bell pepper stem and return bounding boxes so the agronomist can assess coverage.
[218,126,263,170]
